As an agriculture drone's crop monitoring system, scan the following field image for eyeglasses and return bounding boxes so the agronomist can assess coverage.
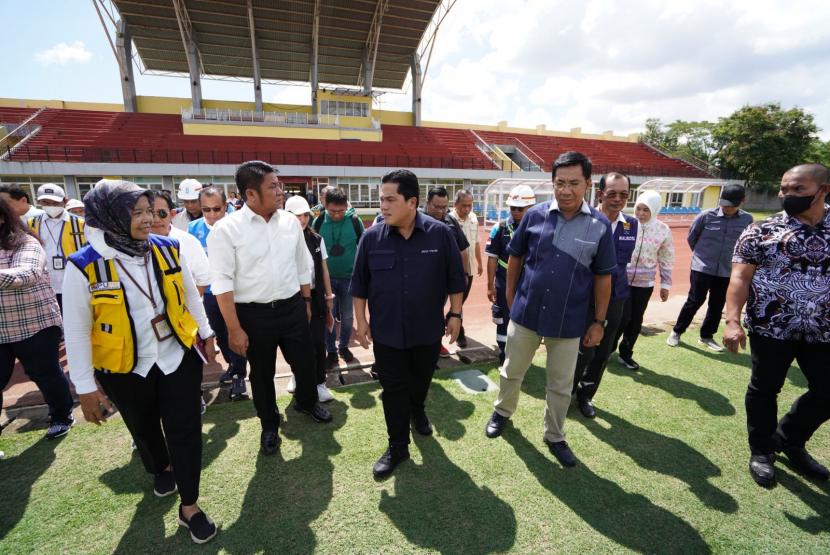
[201,206,223,213]
[153,209,169,219]
[604,191,630,200]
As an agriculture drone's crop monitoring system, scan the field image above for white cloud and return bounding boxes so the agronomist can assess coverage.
[35,41,92,65]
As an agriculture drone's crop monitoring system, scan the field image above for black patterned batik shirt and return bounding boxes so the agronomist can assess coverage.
[732,207,830,343]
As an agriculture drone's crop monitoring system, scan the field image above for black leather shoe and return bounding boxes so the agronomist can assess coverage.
[779,445,830,481]
[294,402,333,423]
[545,439,578,467]
[411,412,433,436]
[260,430,281,456]
[372,446,410,478]
[749,453,776,487]
[578,395,596,419]
[338,348,356,364]
[485,411,508,438]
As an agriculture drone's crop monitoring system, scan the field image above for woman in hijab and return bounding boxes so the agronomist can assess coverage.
[63,180,218,544]
[616,190,675,370]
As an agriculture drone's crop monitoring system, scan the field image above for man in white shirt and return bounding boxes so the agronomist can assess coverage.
[450,189,483,348]
[172,179,204,231]
[27,184,87,309]
[0,183,44,222]
[208,161,332,456]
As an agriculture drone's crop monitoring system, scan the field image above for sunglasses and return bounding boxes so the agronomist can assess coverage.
[155,209,169,219]
[201,206,223,213]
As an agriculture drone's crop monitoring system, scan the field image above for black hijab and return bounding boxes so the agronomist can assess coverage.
[83,180,154,258]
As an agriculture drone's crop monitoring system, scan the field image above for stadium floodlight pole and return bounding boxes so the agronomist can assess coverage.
[173,0,203,113]
[310,0,320,117]
[359,0,389,95]
[246,0,263,114]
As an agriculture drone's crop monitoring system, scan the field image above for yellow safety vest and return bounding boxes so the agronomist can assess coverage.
[70,236,198,374]
[28,214,86,259]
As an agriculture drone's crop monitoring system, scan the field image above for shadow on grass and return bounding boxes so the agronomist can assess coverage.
[216,399,346,554]
[607,362,735,417]
[502,428,711,554]
[518,364,547,401]
[348,380,379,410]
[585,409,738,513]
[102,408,242,551]
[379,433,518,554]
[429,380,476,442]
[0,436,61,539]
[777,468,830,534]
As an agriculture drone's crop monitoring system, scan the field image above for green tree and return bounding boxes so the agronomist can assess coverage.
[712,103,818,189]
[665,120,716,165]
[807,138,830,166]
[641,118,677,152]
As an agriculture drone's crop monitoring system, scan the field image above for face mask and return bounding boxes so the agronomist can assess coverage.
[781,194,816,217]
[43,206,65,219]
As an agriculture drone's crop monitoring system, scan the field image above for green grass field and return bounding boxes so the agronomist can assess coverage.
[1,329,828,554]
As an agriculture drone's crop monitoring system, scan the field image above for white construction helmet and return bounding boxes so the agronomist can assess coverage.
[178,178,203,200]
[506,184,536,207]
[285,195,312,216]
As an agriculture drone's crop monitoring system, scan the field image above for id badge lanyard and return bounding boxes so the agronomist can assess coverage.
[115,255,174,341]
[43,219,66,270]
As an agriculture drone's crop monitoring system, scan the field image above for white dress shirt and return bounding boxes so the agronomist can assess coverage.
[64,227,213,395]
[451,209,479,276]
[170,226,210,287]
[208,204,312,303]
[39,211,71,294]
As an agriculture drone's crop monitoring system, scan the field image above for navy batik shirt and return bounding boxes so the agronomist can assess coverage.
[485,218,521,294]
[350,211,467,349]
[507,200,617,339]
[609,212,639,300]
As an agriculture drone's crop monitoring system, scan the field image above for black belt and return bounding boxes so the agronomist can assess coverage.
[240,293,301,309]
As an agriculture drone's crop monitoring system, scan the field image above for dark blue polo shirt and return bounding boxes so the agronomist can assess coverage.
[508,200,617,339]
[610,213,639,300]
[485,218,520,293]
[350,211,467,349]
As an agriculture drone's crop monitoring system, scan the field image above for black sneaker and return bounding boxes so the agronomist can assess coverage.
[260,429,281,455]
[485,411,508,438]
[293,402,333,423]
[230,376,249,400]
[578,395,596,419]
[218,369,233,386]
[749,453,776,487]
[45,414,74,440]
[325,352,339,370]
[411,412,433,436]
[545,439,578,467]
[372,446,410,479]
[617,354,639,371]
[778,445,830,481]
[153,469,177,497]
[338,348,356,364]
[178,505,217,544]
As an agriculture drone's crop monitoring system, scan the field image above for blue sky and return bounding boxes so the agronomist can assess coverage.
[3,0,829,138]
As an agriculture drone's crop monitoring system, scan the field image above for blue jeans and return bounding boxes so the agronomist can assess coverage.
[203,292,247,378]
[325,277,354,353]
[0,326,73,424]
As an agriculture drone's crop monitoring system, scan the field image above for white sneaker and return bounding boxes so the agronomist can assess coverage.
[666,331,681,347]
[317,383,334,402]
[287,376,296,394]
[699,338,724,352]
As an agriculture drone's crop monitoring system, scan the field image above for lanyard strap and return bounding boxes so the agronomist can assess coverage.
[43,219,65,256]
[115,255,156,309]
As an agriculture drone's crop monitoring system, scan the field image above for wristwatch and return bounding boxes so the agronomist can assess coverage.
[593,318,607,328]
[446,311,463,321]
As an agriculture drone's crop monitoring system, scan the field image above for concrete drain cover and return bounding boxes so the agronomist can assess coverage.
[452,369,498,394]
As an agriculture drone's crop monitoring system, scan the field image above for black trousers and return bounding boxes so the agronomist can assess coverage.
[373,342,441,447]
[0,326,73,424]
[673,270,729,338]
[310,314,327,385]
[459,275,474,338]
[573,297,627,398]
[618,286,654,359]
[96,350,203,505]
[746,334,830,454]
[493,287,509,365]
[203,292,247,378]
[236,295,317,431]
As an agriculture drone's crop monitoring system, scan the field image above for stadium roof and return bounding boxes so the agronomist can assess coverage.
[111,0,442,89]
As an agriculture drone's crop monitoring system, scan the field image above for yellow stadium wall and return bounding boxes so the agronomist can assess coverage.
[376,109,414,126]
[182,122,381,142]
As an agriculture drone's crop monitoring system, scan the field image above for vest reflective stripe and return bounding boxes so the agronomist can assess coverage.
[79,239,198,374]
[28,215,86,258]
